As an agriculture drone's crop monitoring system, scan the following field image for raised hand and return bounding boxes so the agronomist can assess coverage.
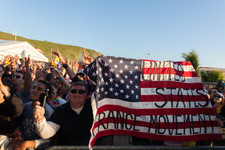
[15,54,20,62]
[0,76,10,99]
[33,101,45,121]
[24,55,31,69]
[36,61,42,69]
[51,68,63,79]
[9,134,24,149]
[52,48,66,64]
[83,51,93,64]
[45,62,52,70]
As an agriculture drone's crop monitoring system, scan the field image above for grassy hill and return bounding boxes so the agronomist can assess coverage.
[0,31,102,62]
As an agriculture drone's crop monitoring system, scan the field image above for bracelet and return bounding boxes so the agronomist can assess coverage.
[35,116,44,123]
[63,63,69,69]
[60,78,64,81]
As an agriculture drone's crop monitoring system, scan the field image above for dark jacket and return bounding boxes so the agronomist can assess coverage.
[0,94,23,136]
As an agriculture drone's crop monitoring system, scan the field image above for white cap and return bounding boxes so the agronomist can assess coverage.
[215,92,224,98]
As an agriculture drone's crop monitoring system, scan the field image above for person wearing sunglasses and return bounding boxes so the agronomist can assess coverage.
[210,87,220,106]
[12,70,25,93]
[211,92,225,146]
[33,81,93,146]
[212,92,225,115]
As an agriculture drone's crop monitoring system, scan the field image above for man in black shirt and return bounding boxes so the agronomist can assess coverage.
[33,81,93,145]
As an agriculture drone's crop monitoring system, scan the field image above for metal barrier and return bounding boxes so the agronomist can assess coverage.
[47,146,225,150]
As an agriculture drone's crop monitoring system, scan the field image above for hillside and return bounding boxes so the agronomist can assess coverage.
[0,31,102,62]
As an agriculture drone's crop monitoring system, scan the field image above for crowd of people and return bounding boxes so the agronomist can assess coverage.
[0,49,224,150]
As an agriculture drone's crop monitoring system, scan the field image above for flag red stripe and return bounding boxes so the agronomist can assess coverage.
[90,129,222,147]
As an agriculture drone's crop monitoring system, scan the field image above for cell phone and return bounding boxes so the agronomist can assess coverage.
[38,89,49,107]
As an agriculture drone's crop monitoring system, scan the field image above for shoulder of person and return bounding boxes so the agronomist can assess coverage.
[23,101,32,110]
[58,96,66,104]
[44,103,54,113]
[54,102,69,112]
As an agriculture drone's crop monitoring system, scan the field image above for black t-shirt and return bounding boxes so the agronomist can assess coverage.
[49,99,93,145]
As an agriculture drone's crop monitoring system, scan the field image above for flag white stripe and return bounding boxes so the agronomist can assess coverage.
[143,61,195,72]
[141,88,207,96]
[94,110,217,123]
[98,98,212,109]
[141,74,201,83]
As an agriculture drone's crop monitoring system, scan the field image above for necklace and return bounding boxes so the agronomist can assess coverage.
[16,84,24,92]
[47,95,60,110]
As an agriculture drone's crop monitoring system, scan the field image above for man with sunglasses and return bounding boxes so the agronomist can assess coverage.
[12,70,25,93]
[33,81,93,146]
[210,87,222,106]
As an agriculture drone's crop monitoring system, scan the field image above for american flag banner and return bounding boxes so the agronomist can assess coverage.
[83,55,222,148]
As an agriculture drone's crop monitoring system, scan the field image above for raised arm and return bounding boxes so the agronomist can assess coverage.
[0,78,10,103]
[51,68,71,89]
[52,48,76,79]
[23,55,32,92]
[83,51,93,64]
[33,101,60,139]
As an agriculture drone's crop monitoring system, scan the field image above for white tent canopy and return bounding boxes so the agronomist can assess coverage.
[0,40,48,62]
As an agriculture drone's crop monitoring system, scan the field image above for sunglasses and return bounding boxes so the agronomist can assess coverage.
[70,89,86,94]
[214,95,222,98]
[12,75,21,79]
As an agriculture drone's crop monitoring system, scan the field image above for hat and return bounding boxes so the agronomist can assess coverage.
[214,92,224,98]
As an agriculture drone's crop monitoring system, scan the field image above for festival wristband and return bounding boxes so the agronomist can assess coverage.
[60,78,64,81]
[35,116,44,123]
[63,63,69,69]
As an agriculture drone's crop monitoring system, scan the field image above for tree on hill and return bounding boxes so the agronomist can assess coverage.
[182,50,200,76]
[200,71,224,82]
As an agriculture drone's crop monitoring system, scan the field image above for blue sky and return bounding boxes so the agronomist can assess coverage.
[0,0,225,68]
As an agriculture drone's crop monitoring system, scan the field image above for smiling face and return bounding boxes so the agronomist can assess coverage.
[69,85,87,109]
[30,82,46,101]
[49,85,57,101]
[213,94,223,103]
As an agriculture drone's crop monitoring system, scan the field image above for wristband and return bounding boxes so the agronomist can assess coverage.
[35,116,44,123]
[63,63,69,69]
[60,78,64,81]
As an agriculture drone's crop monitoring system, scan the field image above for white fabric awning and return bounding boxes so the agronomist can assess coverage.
[0,40,48,62]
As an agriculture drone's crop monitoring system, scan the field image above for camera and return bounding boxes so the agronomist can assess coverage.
[38,89,49,107]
